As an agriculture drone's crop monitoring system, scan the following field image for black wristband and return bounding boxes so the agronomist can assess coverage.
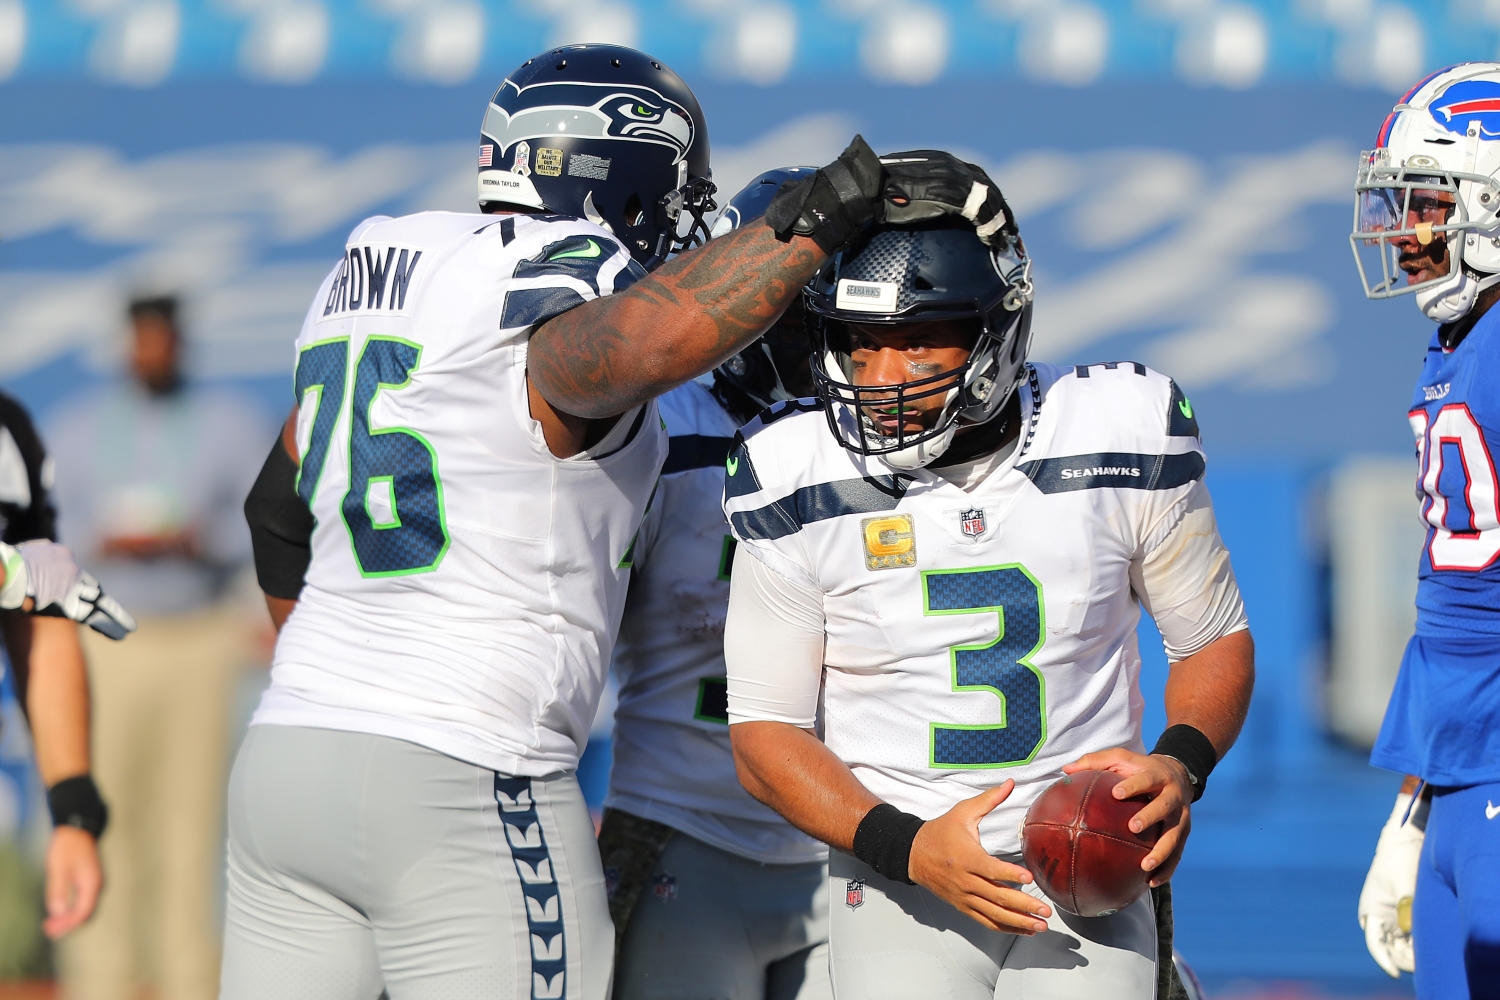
[1150,724,1218,803]
[48,775,108,838]
[852,803,925,885]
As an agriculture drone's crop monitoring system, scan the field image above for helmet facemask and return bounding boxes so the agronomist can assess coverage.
[808,236,1033,471]
[1352,154,1485,298]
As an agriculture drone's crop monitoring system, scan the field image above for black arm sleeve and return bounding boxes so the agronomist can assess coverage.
[0,392,58,544]
[244,435,312,600]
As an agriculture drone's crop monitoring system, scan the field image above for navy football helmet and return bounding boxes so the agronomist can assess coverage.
[806,220,1033,469]
[478,44,715,268]
[712,167,819,412]
[709,166,817,240]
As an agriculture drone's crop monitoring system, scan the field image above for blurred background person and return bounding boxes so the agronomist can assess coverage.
[44,296,271,1000]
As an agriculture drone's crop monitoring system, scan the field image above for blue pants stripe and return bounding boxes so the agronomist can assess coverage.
[495,776,567,1000]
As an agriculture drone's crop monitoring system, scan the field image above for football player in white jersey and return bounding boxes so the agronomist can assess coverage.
[601,168,834,1000]
[230,44,1016,1000]
[723,214,1256,998]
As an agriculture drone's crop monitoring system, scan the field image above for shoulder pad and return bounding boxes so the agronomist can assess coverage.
[1166,379,1199,438]
[347,215,393,245]
[1019,361,1204,491]
[724,402,911,542]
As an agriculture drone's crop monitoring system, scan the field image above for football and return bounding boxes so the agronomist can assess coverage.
[1021,769,1159,917]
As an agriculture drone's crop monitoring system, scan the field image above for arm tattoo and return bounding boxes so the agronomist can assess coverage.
[529,225,825,419]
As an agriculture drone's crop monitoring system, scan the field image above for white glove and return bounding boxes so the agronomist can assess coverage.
[0,540,137,640]
[1358,788,1427,977]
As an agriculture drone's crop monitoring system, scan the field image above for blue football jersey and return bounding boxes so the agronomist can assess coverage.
[1410,306,1500,636]
[1371,305,1500,785]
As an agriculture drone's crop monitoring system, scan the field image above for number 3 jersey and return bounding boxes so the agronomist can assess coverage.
[723,362,1246,855]
[254,210,666,778]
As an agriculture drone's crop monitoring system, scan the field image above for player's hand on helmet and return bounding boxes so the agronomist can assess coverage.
[0,540,137,640]
[764,135,885,254]
[764,136,1014,254]
[878,150,1014,246]
[1065,747,1193,887]
[906,779,1052,935]
[1358,788,1424,978]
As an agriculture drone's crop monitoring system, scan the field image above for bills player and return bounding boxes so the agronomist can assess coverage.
[722,214,1255,997]
[1352,63,1500,997]
[230,42,1012,1000]
[600,168,831,1000]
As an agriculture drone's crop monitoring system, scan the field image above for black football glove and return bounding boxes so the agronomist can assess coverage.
[764,136,1016,253]
[764,135,885,254]
[879,150,1014,246]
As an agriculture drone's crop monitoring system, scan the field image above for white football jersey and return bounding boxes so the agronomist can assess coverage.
[255,210,666,778]
[724,362,1209,855]
[608,381,827,864]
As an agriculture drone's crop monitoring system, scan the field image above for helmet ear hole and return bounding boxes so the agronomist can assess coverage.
[623,194,645,228]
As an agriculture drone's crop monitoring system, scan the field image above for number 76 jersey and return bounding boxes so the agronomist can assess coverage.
[1410,313,1500,637]
[257,210,664,780]
[723,362,1207,855]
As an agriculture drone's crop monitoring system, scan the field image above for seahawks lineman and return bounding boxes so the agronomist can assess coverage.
[600,168,832,1000]
[229,42,1013,1000]
[1352,63,1500,997]
[722,212,1255,997]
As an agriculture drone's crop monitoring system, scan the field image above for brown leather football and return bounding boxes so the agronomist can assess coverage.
[1020,769,1158,917]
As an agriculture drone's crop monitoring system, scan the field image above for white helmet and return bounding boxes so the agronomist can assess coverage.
[1352,63,1500,323]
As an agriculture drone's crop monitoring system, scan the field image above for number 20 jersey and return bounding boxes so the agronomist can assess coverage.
[724,362,1207,854]
[1408,307,1500,636]
[255,211,666,778]
[1368,307,1500,786]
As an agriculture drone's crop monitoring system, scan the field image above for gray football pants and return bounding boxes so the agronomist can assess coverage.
[220,725,612,1000]
[615,831,831,1000]
[829,854,1156,1000]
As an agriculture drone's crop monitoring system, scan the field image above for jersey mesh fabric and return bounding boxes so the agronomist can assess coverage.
[256,211,666,778]
[724,363,1212,855]
[1370,304,1500,785]
[1411,306,1500,636]
[608,381,827,865]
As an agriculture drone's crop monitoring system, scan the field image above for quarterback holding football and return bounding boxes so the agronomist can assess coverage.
[724,203,1255,996]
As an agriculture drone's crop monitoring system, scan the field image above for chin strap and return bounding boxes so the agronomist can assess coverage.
[1418,265,1500,323]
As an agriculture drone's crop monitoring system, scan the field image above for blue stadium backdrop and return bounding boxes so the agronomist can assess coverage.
[1,0,1475,993]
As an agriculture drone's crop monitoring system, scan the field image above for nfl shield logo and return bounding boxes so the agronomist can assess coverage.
[651,872,678,901]
[960,507,986,538]
[845,879,865,909]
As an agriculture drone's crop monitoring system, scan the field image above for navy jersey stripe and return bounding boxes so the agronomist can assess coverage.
[731,475,912,541]
[501,286,587,330]
[1168,380,1200,438]
[1018,451,1204,494]
[494,776,566,1000]
[663,434,735,475]
[723,435,762,500]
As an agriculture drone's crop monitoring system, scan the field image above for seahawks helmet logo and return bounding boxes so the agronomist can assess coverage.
[482,81,694,163]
